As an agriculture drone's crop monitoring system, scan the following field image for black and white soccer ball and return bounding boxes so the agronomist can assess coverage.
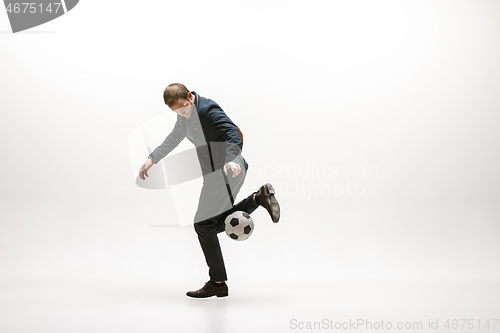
[224,211,254,241]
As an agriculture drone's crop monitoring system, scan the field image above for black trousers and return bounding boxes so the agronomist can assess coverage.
[193,168,259,281]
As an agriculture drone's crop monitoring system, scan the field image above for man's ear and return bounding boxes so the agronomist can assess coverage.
[187,92,193,101]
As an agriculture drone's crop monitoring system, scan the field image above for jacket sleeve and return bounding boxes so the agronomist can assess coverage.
[206,106,243,165]
[148,116,185,164]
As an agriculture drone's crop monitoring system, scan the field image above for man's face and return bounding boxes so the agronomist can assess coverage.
[169,93,194,119]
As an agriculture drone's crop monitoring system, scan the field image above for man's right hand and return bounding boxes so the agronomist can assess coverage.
[139,158,154,180]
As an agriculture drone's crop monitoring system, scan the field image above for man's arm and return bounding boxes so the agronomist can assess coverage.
[148,116,186,164]
[139,116,185,180]
[206,106,244,176]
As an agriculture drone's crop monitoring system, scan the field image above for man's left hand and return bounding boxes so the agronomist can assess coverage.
[223,161,241,178]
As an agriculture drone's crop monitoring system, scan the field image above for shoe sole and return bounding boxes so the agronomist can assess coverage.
[265,183,280,223]
[186,293,228,298]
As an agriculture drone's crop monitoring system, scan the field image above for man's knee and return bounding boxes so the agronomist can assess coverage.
[194,219,216,235]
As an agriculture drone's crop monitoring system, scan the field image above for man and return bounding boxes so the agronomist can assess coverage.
[138,83,280,298]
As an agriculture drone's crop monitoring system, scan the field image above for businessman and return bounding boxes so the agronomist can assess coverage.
[138,83,280,298]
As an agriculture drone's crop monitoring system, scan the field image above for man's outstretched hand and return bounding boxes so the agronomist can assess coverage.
[139,158,154,180]
[223,161,241,178]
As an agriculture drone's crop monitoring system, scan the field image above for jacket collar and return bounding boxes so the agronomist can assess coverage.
[191,91,200,110]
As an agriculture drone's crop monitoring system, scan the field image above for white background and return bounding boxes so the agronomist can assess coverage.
[1,0,500,287]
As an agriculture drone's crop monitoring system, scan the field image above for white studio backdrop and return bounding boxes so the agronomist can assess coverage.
[1,0,499,284]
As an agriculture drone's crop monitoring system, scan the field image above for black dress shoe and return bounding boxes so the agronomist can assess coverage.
[259,183,280,223]
[186,281,228,298]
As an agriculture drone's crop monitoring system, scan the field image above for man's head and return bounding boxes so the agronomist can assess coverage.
[164,83,195,119]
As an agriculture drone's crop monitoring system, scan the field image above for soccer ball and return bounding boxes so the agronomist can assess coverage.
[224,211,254,241]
